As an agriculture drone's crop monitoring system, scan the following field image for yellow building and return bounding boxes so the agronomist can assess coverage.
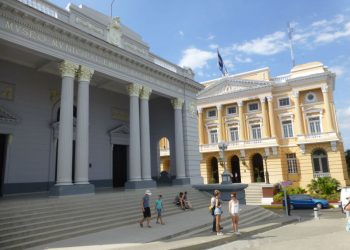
[197,62,349,188]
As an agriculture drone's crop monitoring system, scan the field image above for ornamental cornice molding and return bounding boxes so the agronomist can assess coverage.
[78,65,94,82]
[171,98,184,110]
[59,60,79,78]
[286,72,334,87]
[0,3,202,94]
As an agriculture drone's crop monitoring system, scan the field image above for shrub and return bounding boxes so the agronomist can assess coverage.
[307,177,340,195]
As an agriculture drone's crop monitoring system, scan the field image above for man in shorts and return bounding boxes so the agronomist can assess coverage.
[140,189,152,228]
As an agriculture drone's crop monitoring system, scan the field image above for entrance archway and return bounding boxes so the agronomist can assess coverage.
[252,153,264,183]
[113,144,128,187]
[159,137,170,173]
[210,157,219,183]
[231,155,241,183]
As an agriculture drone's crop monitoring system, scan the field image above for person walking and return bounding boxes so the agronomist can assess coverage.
[139,189,152,228]
[155,194,165,225]
[214,190,223,236]
[228,192,240,235]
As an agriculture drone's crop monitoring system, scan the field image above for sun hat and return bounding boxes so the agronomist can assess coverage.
[145,189,152,195]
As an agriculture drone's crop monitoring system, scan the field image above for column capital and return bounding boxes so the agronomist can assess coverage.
[321,84,329,93]
[216,104,223,110]
[59,60,79,78]
[197,107,203,113]
[171,98,184,109]
[260,96,267,103]
[127,83,142,97]
[78,65,94,82]
[140,86,152,100]
[266,96,273,102]
[292,91,300,98]
[237,100,244,107]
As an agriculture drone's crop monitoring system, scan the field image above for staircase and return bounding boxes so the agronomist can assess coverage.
[0,186,209,250]
[245,183,265,205]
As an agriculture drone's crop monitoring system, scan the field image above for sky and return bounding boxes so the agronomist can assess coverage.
[49,0,350,149]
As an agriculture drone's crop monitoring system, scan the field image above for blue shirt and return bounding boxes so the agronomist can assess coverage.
[155,199,163,210]
[143,195,150,208]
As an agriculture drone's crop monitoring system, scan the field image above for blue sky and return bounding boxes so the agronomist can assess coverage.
[49,0,350,149]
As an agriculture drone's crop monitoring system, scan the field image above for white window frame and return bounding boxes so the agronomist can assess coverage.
[250,123,262,140]
[287,153,298,174]
[228,126,239,142]
[208,129,218,144]
[308,116,322,134]
[278,97,291,108]
[206,108,217,119]
[281,120,294,138]
[226,105,238,116]
[247,101,260,113]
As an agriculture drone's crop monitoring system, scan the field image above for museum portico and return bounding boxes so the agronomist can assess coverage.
[0,0,203,196]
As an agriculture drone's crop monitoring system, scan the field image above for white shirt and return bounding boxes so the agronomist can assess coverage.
[229,200,239,214]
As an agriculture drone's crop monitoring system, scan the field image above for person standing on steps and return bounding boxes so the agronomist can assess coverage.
[139,189,152,228]
[155,194,165,225]
[228,192,240,235]
[214,190,224,236]
[211,189,223,233]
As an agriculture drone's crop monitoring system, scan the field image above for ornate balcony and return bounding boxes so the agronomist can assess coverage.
[199,138,278,153]
[160,148,170,157]
[297,132,339,144]
[313,172,331,178]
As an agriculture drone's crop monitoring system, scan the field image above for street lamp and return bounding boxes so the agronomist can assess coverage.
[263,152,270,184]
[218,141,231,184]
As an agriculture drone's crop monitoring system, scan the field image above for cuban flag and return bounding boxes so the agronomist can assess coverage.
[217,49,227,76]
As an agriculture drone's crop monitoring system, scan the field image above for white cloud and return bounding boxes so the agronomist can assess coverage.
[314,22,350,43]
[209,44,219,50]
[234,55,252,63]
[329,66,344,77]
[207,34,215,40]
[337,107,350,129]
[178,30,184,37]
[225,59,235,70]
[232,31,288,55]
[178,48,216,70]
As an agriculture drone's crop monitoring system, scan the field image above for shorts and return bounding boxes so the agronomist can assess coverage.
[214,207,222,215]
[157,208,162,216]
[143,207,151,218]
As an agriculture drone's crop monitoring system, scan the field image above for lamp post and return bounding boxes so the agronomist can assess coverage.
[218,141,231,184]
[263,153,270,184]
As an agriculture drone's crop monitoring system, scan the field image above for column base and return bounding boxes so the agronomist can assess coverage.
[49,184,95,196]
[125,180,157,189]
[172,177,191,186]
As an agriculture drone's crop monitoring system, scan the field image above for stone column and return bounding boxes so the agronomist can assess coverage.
[260,97,270,138]
[216,104,223,142]
[197,107,204,145]
[75,65,94,186]
[140,86,156,187]
[267,96,276,138]
[125,83,142,188]
[238,101,246,141]
[172,98,189,184]
[293,91,304,135]
[56,60,78,186]
[321,84,334,132]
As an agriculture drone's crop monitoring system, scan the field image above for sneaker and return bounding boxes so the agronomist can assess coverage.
[235,231,241,235]
[217,232,224,236]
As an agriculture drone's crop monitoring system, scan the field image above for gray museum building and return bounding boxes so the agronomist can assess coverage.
[0,0,203,196]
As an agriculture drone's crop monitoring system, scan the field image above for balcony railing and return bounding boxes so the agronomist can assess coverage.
[17,0,58,18]
[271,74,291,84]
[199,138,278,153]
[297,132,339,144]
[313,172,331,178]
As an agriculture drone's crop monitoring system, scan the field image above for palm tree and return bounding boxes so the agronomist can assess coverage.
[307,177,340,195]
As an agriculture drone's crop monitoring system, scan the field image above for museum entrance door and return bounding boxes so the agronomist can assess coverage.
[231,155,241,183]
[0,134,8,196]
[252,153,264,183]
[113,144,128,187]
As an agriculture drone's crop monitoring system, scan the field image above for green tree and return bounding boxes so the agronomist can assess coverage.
[307,177,340,195]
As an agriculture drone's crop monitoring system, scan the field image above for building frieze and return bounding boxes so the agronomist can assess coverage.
[0,2,202,96]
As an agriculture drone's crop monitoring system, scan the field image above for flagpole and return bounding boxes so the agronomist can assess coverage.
[287,22,295,67]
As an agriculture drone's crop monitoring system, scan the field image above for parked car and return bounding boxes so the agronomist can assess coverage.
[340,187,350,212]
[282,194,329,209]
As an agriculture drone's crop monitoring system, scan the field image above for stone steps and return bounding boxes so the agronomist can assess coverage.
[245,184,265,205]
[0,186,209,250]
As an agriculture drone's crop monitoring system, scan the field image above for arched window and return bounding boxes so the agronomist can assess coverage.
[312,149,329,177]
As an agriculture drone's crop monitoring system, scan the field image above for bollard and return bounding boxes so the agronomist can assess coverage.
[313,207,319,220]
[346,210,350,219]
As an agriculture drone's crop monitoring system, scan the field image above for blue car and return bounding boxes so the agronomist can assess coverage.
[282,194,329,209]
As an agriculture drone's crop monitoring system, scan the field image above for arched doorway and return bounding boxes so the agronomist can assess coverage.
[312,149,329,176]
[252,153,264,183]
[159,137,170,173]
[231,155,241,183]
[210,157,219,183]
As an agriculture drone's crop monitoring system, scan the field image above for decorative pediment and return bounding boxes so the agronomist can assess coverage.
[109,124,130,135]
[198,78,272,99]
[0,106,18,124]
